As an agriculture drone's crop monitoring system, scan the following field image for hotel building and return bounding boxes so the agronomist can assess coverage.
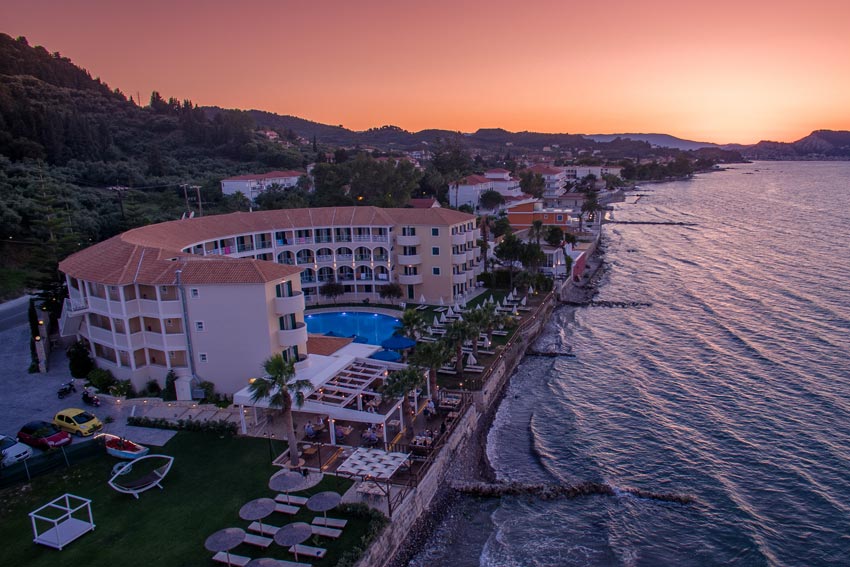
[58,207,480,397]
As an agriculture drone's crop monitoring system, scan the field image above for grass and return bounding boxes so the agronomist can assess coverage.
[0,432,380,567]
[0,267,30,301]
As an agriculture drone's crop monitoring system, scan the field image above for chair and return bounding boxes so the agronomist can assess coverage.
[107,455,174,499]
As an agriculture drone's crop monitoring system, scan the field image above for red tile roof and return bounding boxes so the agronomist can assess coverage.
[459,175,492,185]
[60,207,476,285]
[527,164,565,175]
[306,335,354,356]
[408,198,439,208]
[486,168,511,174]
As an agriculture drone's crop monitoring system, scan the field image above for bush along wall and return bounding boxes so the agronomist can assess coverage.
[126,415,238,436]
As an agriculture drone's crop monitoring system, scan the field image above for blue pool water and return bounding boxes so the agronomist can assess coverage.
[304,311,400,345]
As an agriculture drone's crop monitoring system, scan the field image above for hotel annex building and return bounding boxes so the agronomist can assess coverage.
[58,207,481,398]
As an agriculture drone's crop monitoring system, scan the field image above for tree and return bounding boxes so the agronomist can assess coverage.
[67,340,94,378]
[410,341,450,401]
[396,308,427,339]
[492,216,512,238]
[479,189,505,210]
[530,219,544,246]
[494,232,524,290]
[520,242,545,274]
[442,320,473,375]
[580,189,600,229]
[463,307,492,359]
[382,366,425,437]
[379,282,403,305]
[519,171,545,198]
[544,225,564,247]
[319,281,345,304]
[248,355,312,468]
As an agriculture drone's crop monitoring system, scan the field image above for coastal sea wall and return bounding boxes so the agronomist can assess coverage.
[356,289,566,567]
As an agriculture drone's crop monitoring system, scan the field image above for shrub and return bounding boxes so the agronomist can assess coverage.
[163,370,177,401]
[109,379,136,398]
[199,380,216,402]
[67,340,95,378]
[144,379,162,396]
[126,416,238,436]
[333,503,389,567]
[87,368,116,392]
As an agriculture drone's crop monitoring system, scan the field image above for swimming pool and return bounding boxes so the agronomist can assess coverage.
[304,312,401,346]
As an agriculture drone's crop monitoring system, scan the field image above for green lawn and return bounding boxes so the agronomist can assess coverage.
[0,432,380,567]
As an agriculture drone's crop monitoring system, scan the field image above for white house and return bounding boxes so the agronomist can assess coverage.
[449,174,493,208]
[526,164,567,198]
[221,170,303,200]
[484,169,523,198]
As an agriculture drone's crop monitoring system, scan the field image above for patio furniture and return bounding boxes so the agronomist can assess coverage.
[29,494,95,550]
[311,524,342,538]
[248,521,281,537]
[306,491,341,523]
[206,527,248,566]
[289,543,326,558]
[269,470,323,507]
[245,559,311,567]
[107,454,174,499]
[273,523,313,562]
[240,498,276,545]
[312,516,348,529]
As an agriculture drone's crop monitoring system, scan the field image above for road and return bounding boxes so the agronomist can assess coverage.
[0,295,32,333]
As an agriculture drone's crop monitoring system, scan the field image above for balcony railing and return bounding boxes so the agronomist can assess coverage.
[315,235,333,243]
[372,235,389,242]
[355,255,371,262]
[337,254,353,261]
[316,255,334,263]
[236,243,255,253]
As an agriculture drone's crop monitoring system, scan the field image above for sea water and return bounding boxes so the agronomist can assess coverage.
[409,161,850,567]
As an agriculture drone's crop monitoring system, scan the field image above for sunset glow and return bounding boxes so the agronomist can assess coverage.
[3,0,849,143]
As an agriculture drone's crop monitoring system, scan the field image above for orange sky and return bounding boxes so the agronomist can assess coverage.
[3,0,849,144]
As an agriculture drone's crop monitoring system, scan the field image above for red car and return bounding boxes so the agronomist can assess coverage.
[17,420,72,450]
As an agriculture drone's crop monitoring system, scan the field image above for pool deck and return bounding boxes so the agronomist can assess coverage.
[305,306,404,318]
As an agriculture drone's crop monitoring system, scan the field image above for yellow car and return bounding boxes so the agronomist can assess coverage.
[53,408,103,437]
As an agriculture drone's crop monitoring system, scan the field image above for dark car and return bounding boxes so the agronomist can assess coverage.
[17,420,72,450]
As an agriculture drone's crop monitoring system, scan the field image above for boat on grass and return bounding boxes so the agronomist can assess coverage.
[102,434,150,460]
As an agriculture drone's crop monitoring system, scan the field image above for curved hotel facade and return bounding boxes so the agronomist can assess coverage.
[58,206,480,398]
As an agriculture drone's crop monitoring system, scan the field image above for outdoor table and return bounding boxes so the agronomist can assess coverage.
[273,522,313,561]
[239,498,276,535]
[205,527,245,566]
[306,491,342,521]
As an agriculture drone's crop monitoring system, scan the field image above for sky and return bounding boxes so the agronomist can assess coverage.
[2,0,849,144]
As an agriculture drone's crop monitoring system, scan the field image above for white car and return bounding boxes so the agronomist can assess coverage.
[0,434,33,468]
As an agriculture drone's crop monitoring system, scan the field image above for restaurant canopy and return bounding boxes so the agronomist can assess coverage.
[381,334,416,350]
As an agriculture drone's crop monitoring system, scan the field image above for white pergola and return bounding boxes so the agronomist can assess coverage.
[336,448,410,480]
[233,347,418,447]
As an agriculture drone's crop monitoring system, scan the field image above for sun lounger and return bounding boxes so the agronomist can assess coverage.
[491,330,509,336]
[415,304,429,311]
[248,521,280,536]
[244,533,273,548]
[290,543,327,558]
[275,494,309,506]
[250,560,311,567]
[107,454,175,499]
[465,365,485,373]
[434,307,447,312]
[312,517,348,528]
[311,524,342,538]
[213,551,251,566]
[419,336,437,342]
[274,502,300,515]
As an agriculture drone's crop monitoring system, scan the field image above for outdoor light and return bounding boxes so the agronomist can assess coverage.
[35,335,41,341]
[38,320,44,325]
[249,377,257,384]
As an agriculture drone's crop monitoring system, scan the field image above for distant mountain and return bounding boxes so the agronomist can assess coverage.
[723,130,850,160]
[586,133,718,151]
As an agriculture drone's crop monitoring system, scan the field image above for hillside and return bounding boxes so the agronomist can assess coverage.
[587,133,718,151]
[723,130,850,160]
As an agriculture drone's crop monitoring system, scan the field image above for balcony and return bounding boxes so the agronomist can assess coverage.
[274,291,305,315]
[399,273,423,285]
[452,233,466,246]
[353,235,372,242]
[452,272,467,284]
[372,234,389,243]
[86,325,114,345]
[316,255,334,263]
[354,255,372,262]
[452,252,466,264]
[467,249,478,262]
[236,243,255,253]
[397,235,420,246]
[277,322,308,348]
[315,236,333,244]
[397,254,421,265]
[334,235,352,243]
[255,241,272,251]
[373,255,389,263]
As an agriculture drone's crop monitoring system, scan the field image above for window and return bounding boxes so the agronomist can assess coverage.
[432,267,441,276]
[556,215,563,222]
[432,247,440,256]
[199,353,208,363]
[195,321,205,332]
[190,288,200,298]
[166,319,174,327]
[431,228,440,237]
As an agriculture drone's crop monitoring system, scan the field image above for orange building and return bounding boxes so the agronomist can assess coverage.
[506,201,578,231]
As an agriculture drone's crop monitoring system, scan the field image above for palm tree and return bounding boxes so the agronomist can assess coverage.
[442,320,473,374]
[248,354,313,468]
[396,308,427,340]
[531,219,544,247]
[382,366,425,437]
[410,341,450,400]
[463,307,491,359]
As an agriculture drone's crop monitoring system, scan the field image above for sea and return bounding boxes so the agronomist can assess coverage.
[408,161,850,567]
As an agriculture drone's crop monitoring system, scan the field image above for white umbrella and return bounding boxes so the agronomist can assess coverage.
[447,306,455,317]
[420,294,426,304]
[433,316,440,327]
[466,352,477,366]
[488,295,494,304]
[456,313,463,322]
[512,288,518,296]
[528,285,535,295]
[439,296,445,306]
[507,292,514,302]
[440,312,447,323]
[521,296,527,306]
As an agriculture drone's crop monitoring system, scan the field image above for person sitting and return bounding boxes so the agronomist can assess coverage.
[425,399,436,417]
[305,423,316,438]
[335,425,347,439]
